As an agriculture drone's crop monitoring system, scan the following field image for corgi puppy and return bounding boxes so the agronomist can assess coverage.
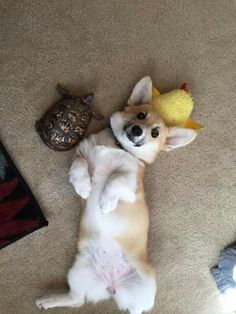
[36,77,197,314]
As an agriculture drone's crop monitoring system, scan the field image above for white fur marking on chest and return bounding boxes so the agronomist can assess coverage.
[78,136,139,235]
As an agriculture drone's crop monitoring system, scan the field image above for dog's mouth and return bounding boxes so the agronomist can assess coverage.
[126,133,144,147]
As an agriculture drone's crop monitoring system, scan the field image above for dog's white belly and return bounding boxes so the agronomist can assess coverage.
[87,238,137,293]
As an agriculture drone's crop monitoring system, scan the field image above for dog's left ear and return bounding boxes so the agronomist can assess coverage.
[162,127,197,151]
[128,76,152,106]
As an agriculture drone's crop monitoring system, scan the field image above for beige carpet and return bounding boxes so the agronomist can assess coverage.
[0,1,236,313]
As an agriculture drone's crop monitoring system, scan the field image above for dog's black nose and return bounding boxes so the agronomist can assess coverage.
[131,125,143,137]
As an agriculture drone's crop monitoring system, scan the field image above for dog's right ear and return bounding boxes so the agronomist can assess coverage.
[128,76,152,106]
[162,127,197,151]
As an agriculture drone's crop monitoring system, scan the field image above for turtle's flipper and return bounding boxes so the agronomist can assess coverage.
[35,119,43,134]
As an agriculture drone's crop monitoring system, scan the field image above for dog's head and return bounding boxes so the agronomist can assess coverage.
[110,76,197,163]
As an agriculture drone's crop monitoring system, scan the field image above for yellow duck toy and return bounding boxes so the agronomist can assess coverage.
[152,83,203,130]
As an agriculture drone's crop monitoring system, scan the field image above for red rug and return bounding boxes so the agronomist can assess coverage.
[0,141,48,250]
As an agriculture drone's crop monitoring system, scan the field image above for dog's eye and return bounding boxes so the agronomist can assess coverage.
[151,127,159,138]
[136,112,147,120]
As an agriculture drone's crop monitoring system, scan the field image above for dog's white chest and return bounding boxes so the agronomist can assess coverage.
[92,146,137,179]
[81,144,138,235]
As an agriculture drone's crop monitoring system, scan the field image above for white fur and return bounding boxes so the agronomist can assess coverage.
[69,158,91,199]
[75,133,138,215]
[37,130,155,314]
[36,77,197,314]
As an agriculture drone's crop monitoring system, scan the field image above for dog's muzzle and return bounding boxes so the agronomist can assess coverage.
[124,124,145,146]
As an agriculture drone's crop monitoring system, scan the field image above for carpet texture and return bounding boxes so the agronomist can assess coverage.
[0,1,235,313]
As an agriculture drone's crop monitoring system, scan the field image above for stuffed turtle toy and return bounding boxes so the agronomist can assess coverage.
[35,84,103,151]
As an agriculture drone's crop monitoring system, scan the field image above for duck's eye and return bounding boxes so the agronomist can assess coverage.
[151,127,159,138]
[136,112,147,120]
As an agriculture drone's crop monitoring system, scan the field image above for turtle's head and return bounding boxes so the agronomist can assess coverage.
[82,93,94,105]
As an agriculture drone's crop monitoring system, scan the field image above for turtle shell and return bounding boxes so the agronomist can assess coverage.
[36,89,94,151]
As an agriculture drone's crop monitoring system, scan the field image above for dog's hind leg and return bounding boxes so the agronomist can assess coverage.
[36,292,84,309]
[36,251,110,310]
[67,252,110,304]
[114,271,156,314]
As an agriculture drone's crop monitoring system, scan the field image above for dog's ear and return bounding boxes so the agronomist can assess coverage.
[162,127,197,151]
[128,76,152,106]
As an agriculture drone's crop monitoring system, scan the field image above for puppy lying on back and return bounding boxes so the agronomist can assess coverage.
[36,77,197,314]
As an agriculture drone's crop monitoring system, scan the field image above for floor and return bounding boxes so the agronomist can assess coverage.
[0,1,236,313]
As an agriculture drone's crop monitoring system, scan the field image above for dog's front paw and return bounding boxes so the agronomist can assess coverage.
[74,177,92,199]
[100,194,118,214]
